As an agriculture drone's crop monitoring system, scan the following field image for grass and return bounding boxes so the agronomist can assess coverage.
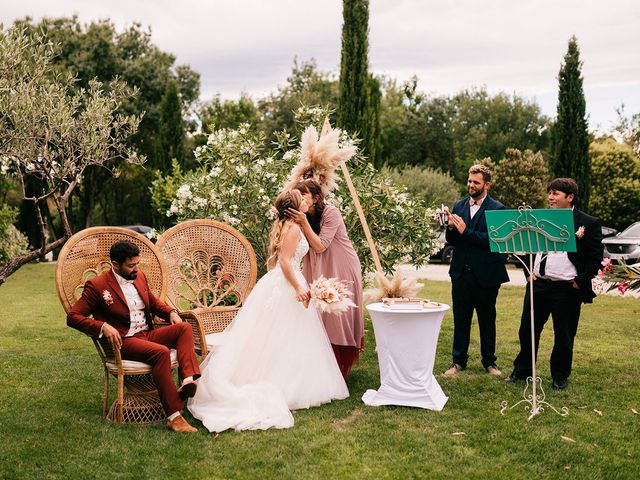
[0,263,639,479]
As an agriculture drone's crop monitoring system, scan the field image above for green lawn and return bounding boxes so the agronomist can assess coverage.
[1,263,638,479]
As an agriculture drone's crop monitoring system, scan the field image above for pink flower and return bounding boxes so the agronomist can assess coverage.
[601,258,613,273]
[102,290,114,306]
[617,280,631,294]
[575,226,585,239]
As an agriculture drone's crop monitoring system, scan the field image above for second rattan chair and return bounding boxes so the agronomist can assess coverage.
[156,219,257,356]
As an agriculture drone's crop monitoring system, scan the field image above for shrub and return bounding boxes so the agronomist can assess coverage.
[382,165,460,208]
[0,205,28,265]
[589,139,640,230]
[483,149,550,209]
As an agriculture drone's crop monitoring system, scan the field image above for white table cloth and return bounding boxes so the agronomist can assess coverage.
[362,302,450,410]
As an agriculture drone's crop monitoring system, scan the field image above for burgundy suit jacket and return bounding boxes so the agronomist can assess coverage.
[67,269,174,338]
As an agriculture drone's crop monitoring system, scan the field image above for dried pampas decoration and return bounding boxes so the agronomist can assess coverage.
[283,123,357,195]
[364,269,424,304]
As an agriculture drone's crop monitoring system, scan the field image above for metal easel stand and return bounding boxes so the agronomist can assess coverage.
[500,252,569,421]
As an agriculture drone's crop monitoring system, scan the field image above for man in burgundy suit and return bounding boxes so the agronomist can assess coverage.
[68,240,201,432]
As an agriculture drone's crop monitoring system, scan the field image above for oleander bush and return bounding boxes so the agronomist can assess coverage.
[152,107,441,275]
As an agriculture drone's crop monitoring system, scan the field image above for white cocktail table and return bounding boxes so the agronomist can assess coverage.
[362,302,450,410]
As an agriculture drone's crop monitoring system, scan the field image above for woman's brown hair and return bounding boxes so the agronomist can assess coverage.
[292,179,325,234]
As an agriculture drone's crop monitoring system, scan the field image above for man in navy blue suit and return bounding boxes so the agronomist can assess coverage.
[444,164,510,377]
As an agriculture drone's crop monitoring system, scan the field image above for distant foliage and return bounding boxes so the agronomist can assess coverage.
[379,81,550,179]
[482,149,550,209]
[614,106,640,157]
[589,139,640,230]
[383,166,460,207]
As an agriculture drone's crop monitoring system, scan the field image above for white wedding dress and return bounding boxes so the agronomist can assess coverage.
[188,230,349,432]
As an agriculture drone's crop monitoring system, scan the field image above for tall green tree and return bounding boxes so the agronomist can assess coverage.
[338,0,380,164]
[157,80,185,171]
[551,36,591,208]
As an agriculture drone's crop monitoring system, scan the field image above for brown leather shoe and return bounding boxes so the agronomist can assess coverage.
[178,380,198,401]
[166,415,197,433]
[486,365,503,376]
[443,363,463,376]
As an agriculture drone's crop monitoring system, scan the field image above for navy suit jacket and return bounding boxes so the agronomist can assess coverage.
[566,208,603,303]
[446,194,510,287]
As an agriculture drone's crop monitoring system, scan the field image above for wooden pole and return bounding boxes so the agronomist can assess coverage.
[319,117,383,274]
[338,162,384,274]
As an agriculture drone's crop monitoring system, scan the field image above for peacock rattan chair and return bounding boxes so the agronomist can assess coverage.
[56,226,178,424]
[156,219,257,357]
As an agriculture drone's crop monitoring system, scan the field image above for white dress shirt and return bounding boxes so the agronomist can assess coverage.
[534,252,577,281]
[113,271,149,336]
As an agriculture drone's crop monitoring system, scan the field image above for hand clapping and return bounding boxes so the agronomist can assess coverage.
[448,213,467,234]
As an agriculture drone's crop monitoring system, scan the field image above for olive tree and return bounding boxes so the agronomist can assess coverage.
[0,27,141,285]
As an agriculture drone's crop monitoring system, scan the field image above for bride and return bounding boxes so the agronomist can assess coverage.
[188,190,349,432]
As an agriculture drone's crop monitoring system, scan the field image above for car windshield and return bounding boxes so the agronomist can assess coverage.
[622,223,640,237]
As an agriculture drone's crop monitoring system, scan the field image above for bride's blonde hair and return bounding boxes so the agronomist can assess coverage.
[266,190,304,270]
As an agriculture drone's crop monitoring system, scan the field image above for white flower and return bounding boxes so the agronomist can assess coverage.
[266,208,276,220]
[235,165,248,176]
[176,184,192,200]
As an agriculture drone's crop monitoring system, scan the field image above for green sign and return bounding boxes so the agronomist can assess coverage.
[485,208,576,254]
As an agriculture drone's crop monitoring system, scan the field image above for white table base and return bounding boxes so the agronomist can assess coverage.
[362,302,450,411]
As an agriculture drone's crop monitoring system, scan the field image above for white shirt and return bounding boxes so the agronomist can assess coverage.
[113,271,149,336]
[534,252,577,281]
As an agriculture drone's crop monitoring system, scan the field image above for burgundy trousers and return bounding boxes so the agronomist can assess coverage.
[120,322,200,416]
[331,344,360,378]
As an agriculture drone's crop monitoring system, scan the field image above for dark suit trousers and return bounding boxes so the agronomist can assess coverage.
[451,270,500,369]
[513,279,582,381]
[121,322,201,416]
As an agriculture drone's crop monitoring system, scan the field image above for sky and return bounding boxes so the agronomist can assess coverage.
[2,0,639,131]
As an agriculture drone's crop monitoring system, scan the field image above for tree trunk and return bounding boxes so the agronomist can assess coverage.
[0,237,67,287]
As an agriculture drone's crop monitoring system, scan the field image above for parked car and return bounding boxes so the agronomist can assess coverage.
[601,225,618,238]
[602,221,640,264]
[431,229,455,264]
[120,224,155,241]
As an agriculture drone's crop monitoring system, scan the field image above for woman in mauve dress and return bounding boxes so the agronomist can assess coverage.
[287,179,364,377]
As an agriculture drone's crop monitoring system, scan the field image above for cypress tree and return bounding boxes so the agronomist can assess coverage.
[338,0,380,164]
[551,36,591,208]
[157,80,185,171]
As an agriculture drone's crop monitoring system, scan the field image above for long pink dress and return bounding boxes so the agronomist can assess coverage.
[303,204,364,376]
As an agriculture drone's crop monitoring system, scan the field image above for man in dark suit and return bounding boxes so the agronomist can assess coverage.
[506,178,603,389]
[444,164,510,376]
[68,240,201,432]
